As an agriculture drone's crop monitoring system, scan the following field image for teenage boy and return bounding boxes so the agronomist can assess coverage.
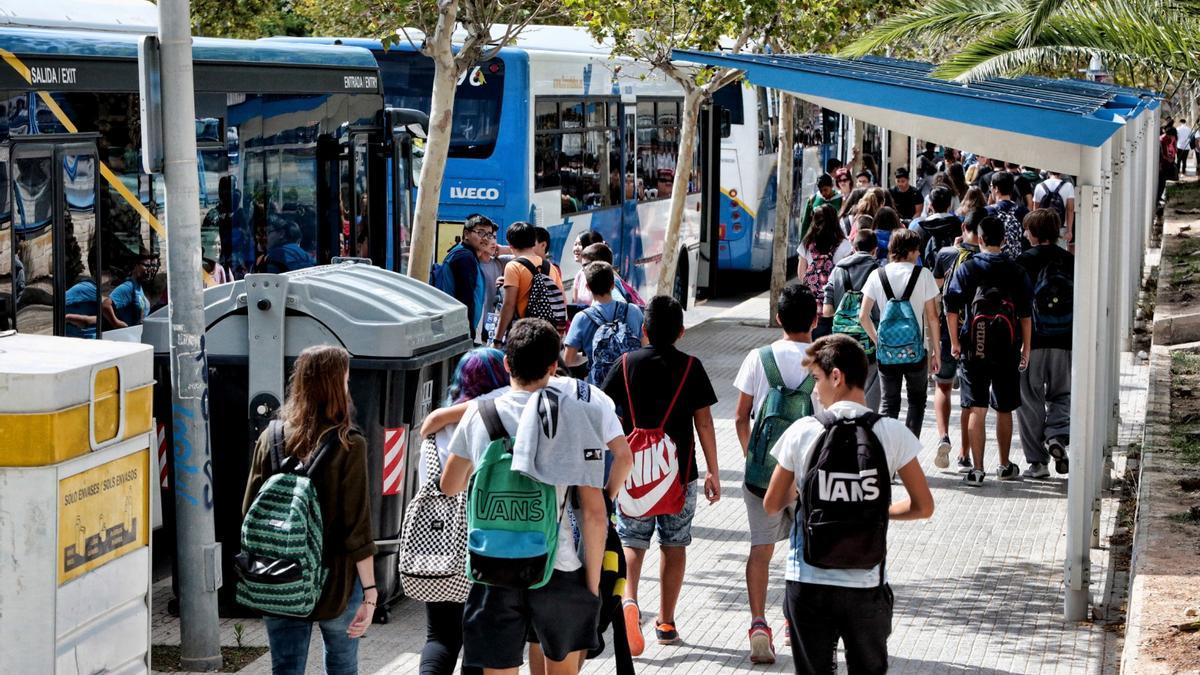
[441,319,633,675]
[945,216,1034,486]
[1015,209,1074,478]
[563,261,646,384]
[440,214,497,342]
[733,284,822,664]
[763,334,934,675]
[492,221,565,347]
[931,208,985,472]
[601,296,720,655]
[859,229,941,438]
[801,174,843,238]
[889,168,922,221]
[1005,163,1036,211]
[986,171,1029,260]
[822,229,882,410]
[1033,171,1076,247]
[910,186,961,265]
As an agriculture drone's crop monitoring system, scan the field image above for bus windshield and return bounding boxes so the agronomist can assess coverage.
[377,53,504,159]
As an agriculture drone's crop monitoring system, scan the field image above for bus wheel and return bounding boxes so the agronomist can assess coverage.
[673,253,689,309]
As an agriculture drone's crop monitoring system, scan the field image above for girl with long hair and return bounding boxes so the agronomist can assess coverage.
[957,186,988,217]
[838,187,868,236]
[871,206,903,263]
[416,348,509,675]
[797,204,851,312]
[947,162,969,200]
[242,345,376,675]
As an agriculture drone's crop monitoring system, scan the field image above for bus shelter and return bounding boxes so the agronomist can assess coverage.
[675,49,1158,620]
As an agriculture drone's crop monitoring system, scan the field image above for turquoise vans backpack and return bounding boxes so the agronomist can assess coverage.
[875,267,926,371]
[466,399,565,589]
[744,346,816,497]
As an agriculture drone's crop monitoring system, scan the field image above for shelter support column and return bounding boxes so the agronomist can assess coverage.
[1090,140,1115,548]
[1115,127,1134,353]
[1065,144,1105,621]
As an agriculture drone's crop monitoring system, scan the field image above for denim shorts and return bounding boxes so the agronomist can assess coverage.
[616,481,698,549]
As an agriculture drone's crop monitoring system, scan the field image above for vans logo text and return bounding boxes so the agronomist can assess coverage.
[476,490,545,521]
[816,469,880,502]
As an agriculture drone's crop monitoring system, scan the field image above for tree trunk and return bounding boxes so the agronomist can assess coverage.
[655,87,703,298]
[406,1,460,283]
[769,94,796,328]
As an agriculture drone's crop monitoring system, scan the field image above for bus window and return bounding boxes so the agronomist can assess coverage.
[534,97,619,215]
[711,84,744,138]
[62,149,101,339]
[636,99,684,202]
[378,54,505,159]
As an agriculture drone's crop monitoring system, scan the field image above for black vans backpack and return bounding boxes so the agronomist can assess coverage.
[515,257,568,333]
[1032,257,1073,337]
[799,412,890,575]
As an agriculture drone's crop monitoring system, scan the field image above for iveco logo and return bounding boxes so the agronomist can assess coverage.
[450,187,501,201]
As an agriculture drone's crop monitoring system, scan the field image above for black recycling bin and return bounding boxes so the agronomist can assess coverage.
[143,261,471,619]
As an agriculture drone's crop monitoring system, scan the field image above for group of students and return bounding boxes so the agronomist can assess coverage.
[797,151,1077,487]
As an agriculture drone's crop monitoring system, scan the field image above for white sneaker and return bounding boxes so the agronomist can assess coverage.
[1022,462,1050,479]
[934,437,951,469]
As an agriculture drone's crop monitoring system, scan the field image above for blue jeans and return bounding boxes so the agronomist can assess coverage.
[264,581,363,675]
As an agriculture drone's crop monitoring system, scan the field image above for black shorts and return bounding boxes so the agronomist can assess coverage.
[935,332,958,383]
[462,569,601,668]
[959,357,1021,412]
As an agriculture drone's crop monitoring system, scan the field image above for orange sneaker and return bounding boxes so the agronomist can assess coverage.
[622,600,645,656]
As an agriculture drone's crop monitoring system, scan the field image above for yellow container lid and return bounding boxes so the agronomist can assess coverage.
[0,333,155,466]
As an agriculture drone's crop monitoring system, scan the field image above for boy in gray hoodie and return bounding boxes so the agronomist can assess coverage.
[821,229,882,410]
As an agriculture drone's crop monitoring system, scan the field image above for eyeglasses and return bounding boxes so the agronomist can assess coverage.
[470,229,496,239]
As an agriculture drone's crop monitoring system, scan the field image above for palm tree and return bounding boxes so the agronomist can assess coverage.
[841,0,1200,94]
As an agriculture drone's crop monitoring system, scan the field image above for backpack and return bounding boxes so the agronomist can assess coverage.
[585,302,643,385]
[465,399,564,590]
[803,246,835,304]
[966,270,1019,365]
[616,355,694,518]
[992,204,1025,260]
[235,422,330,617]
[617,276,646,309]
[398,436,471,603]
[918,220,959,267]
[1037,181,1068,222]
[831,277,875,359]
[875,267,927,371]
[744,346,816,498]
[1032,256,1073,337]
[799,411,890,576]
[515,257,568,333]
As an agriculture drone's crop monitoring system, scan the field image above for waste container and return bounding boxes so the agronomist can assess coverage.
[142,261,471,619]
[0,332,155,674]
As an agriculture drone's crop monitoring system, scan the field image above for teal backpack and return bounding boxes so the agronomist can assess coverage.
[466,399,564,589]
[744,346,816,497]
[235,422,330,617]
[831,275,875,358]
[875,267,926,371]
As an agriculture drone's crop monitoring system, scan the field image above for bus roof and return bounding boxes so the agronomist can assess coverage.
[0,0,157,33]
[270,25,619,57]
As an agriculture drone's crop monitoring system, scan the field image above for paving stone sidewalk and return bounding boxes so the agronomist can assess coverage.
[153,292,1145,674]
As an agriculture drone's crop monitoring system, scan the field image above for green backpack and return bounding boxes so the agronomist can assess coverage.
[744,346,816,497]
[235,422,330,617]
[466,399,564,590]
[831,275,876,358]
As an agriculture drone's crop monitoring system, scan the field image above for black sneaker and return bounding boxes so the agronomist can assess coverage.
[964,469,986,486]
[956,455,973,474]
[997,463,1021,481]
[1047,438,1069,475]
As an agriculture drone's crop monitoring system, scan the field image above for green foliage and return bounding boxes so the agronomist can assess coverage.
[189,0,312,38]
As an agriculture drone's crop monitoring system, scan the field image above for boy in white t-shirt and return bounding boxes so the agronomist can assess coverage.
[441,319,633,674]
[732,284,823,664]
[859,228,941,439]
[763,335,934,674]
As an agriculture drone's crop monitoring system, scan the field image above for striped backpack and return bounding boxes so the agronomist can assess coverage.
[235,422,330,617]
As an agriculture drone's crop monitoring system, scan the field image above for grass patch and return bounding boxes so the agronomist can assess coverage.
[151,645,268,672]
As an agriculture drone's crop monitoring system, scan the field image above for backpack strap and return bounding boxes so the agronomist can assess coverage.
[583,305,604,328]
[659,357,695,431]
[302,429,341,478]
[575,378,591,403]
[900,265,923,302]
[877,268,897,302]
[620,355,638,428]
[1050,181,1064,196]
[757,345,784,390]
[514,257,539,276]
[797,371,817,396]
[477,399,508,443]
[267,420,286,475]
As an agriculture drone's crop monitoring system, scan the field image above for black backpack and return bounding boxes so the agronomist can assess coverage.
[799,412,890,576]
[514,257,568,333]
[1037,181,1067,222]
[966,273,1018,365]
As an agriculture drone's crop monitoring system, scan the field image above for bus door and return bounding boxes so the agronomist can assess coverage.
[618,99,638,280]
[2,134,102,337]
[696,103,722,297]
[388,127,417,274]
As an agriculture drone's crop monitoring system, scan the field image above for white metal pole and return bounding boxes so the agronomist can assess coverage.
[158,0,222,669]
[1088,139,1115,547]
[1065,143,1105,621]
[1115,126,1133,353]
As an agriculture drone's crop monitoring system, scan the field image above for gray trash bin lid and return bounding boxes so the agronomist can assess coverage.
[142,263,470,364]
